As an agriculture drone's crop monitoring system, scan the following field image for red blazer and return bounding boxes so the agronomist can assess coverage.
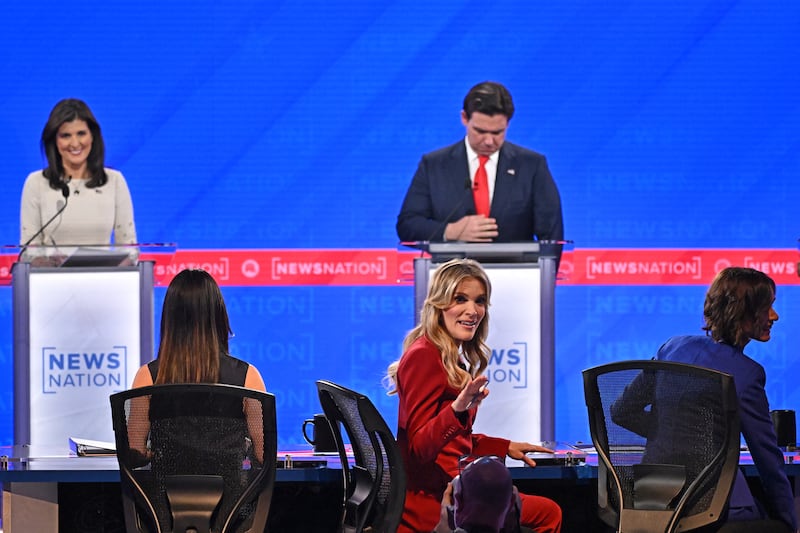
[395,336,509,533]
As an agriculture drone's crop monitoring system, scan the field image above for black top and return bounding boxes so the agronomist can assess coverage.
[146,354,249,420]
[146,352,249,385]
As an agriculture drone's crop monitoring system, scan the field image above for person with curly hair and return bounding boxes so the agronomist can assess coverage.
[613,267,796,532]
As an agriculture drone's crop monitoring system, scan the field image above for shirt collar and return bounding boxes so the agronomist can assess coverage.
[464,137,499,164]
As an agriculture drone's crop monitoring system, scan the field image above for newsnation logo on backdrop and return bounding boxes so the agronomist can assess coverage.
[42,345,128,393]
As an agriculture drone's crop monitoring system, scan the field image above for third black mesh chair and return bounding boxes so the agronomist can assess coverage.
[111,383,278,533]
[315,380,406,533]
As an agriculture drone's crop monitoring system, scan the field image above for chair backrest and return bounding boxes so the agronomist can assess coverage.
[315,380,406,533]
[110,383,278,533]
[582,360,740,533]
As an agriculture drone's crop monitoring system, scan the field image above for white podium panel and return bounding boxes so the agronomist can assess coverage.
[474,266,542,442]
[13,263,154,448]
[28,271,141,445]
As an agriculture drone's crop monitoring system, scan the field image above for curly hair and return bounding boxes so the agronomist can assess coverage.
[702,267,776,348]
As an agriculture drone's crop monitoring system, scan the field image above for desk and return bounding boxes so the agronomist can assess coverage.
[0,453,343,532]
[2,453,799,533]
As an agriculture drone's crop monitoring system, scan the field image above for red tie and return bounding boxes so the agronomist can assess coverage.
[473,155,490,217]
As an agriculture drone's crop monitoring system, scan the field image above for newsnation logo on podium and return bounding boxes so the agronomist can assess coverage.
[43,346,127,391]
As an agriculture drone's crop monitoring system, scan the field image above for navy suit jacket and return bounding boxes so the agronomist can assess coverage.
[396,140,564,243]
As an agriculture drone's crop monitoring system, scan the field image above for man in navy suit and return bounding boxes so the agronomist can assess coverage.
[396,81,563,243]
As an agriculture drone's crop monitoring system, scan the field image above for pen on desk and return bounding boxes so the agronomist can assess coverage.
[465,383,487,409]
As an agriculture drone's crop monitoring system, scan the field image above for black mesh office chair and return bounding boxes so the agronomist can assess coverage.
[584,360,730,533]
[315,380,406,533]
[583,360,791,533]
[110,383,278,533]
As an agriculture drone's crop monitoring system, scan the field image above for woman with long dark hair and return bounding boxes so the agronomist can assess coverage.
[129,269,267,531]
[130,269,265,454]
[132,268,264,390]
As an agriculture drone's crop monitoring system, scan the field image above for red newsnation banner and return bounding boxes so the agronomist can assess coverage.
[1,248,798,287]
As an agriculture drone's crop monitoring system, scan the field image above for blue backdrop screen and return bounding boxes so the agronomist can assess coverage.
[1,0,798,449]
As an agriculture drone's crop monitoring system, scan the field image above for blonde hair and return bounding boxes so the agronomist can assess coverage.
[386,258,491,393]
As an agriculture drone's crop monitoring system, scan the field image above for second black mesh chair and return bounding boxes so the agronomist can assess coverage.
[315,380,406,533]
[583,360,740,533]
[110,383,278,533]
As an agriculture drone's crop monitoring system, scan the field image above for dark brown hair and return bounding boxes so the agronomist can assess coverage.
[154,269,231,384]
[463,81,515,120]
[703,267,776,348]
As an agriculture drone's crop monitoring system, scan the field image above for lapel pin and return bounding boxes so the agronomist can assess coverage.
[507,169,516,175]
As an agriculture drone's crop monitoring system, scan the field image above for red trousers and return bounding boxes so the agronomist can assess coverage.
[519,492,562,533]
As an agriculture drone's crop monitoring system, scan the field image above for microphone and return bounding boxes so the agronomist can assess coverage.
[19,180,71,256]
[423,177,473,244]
